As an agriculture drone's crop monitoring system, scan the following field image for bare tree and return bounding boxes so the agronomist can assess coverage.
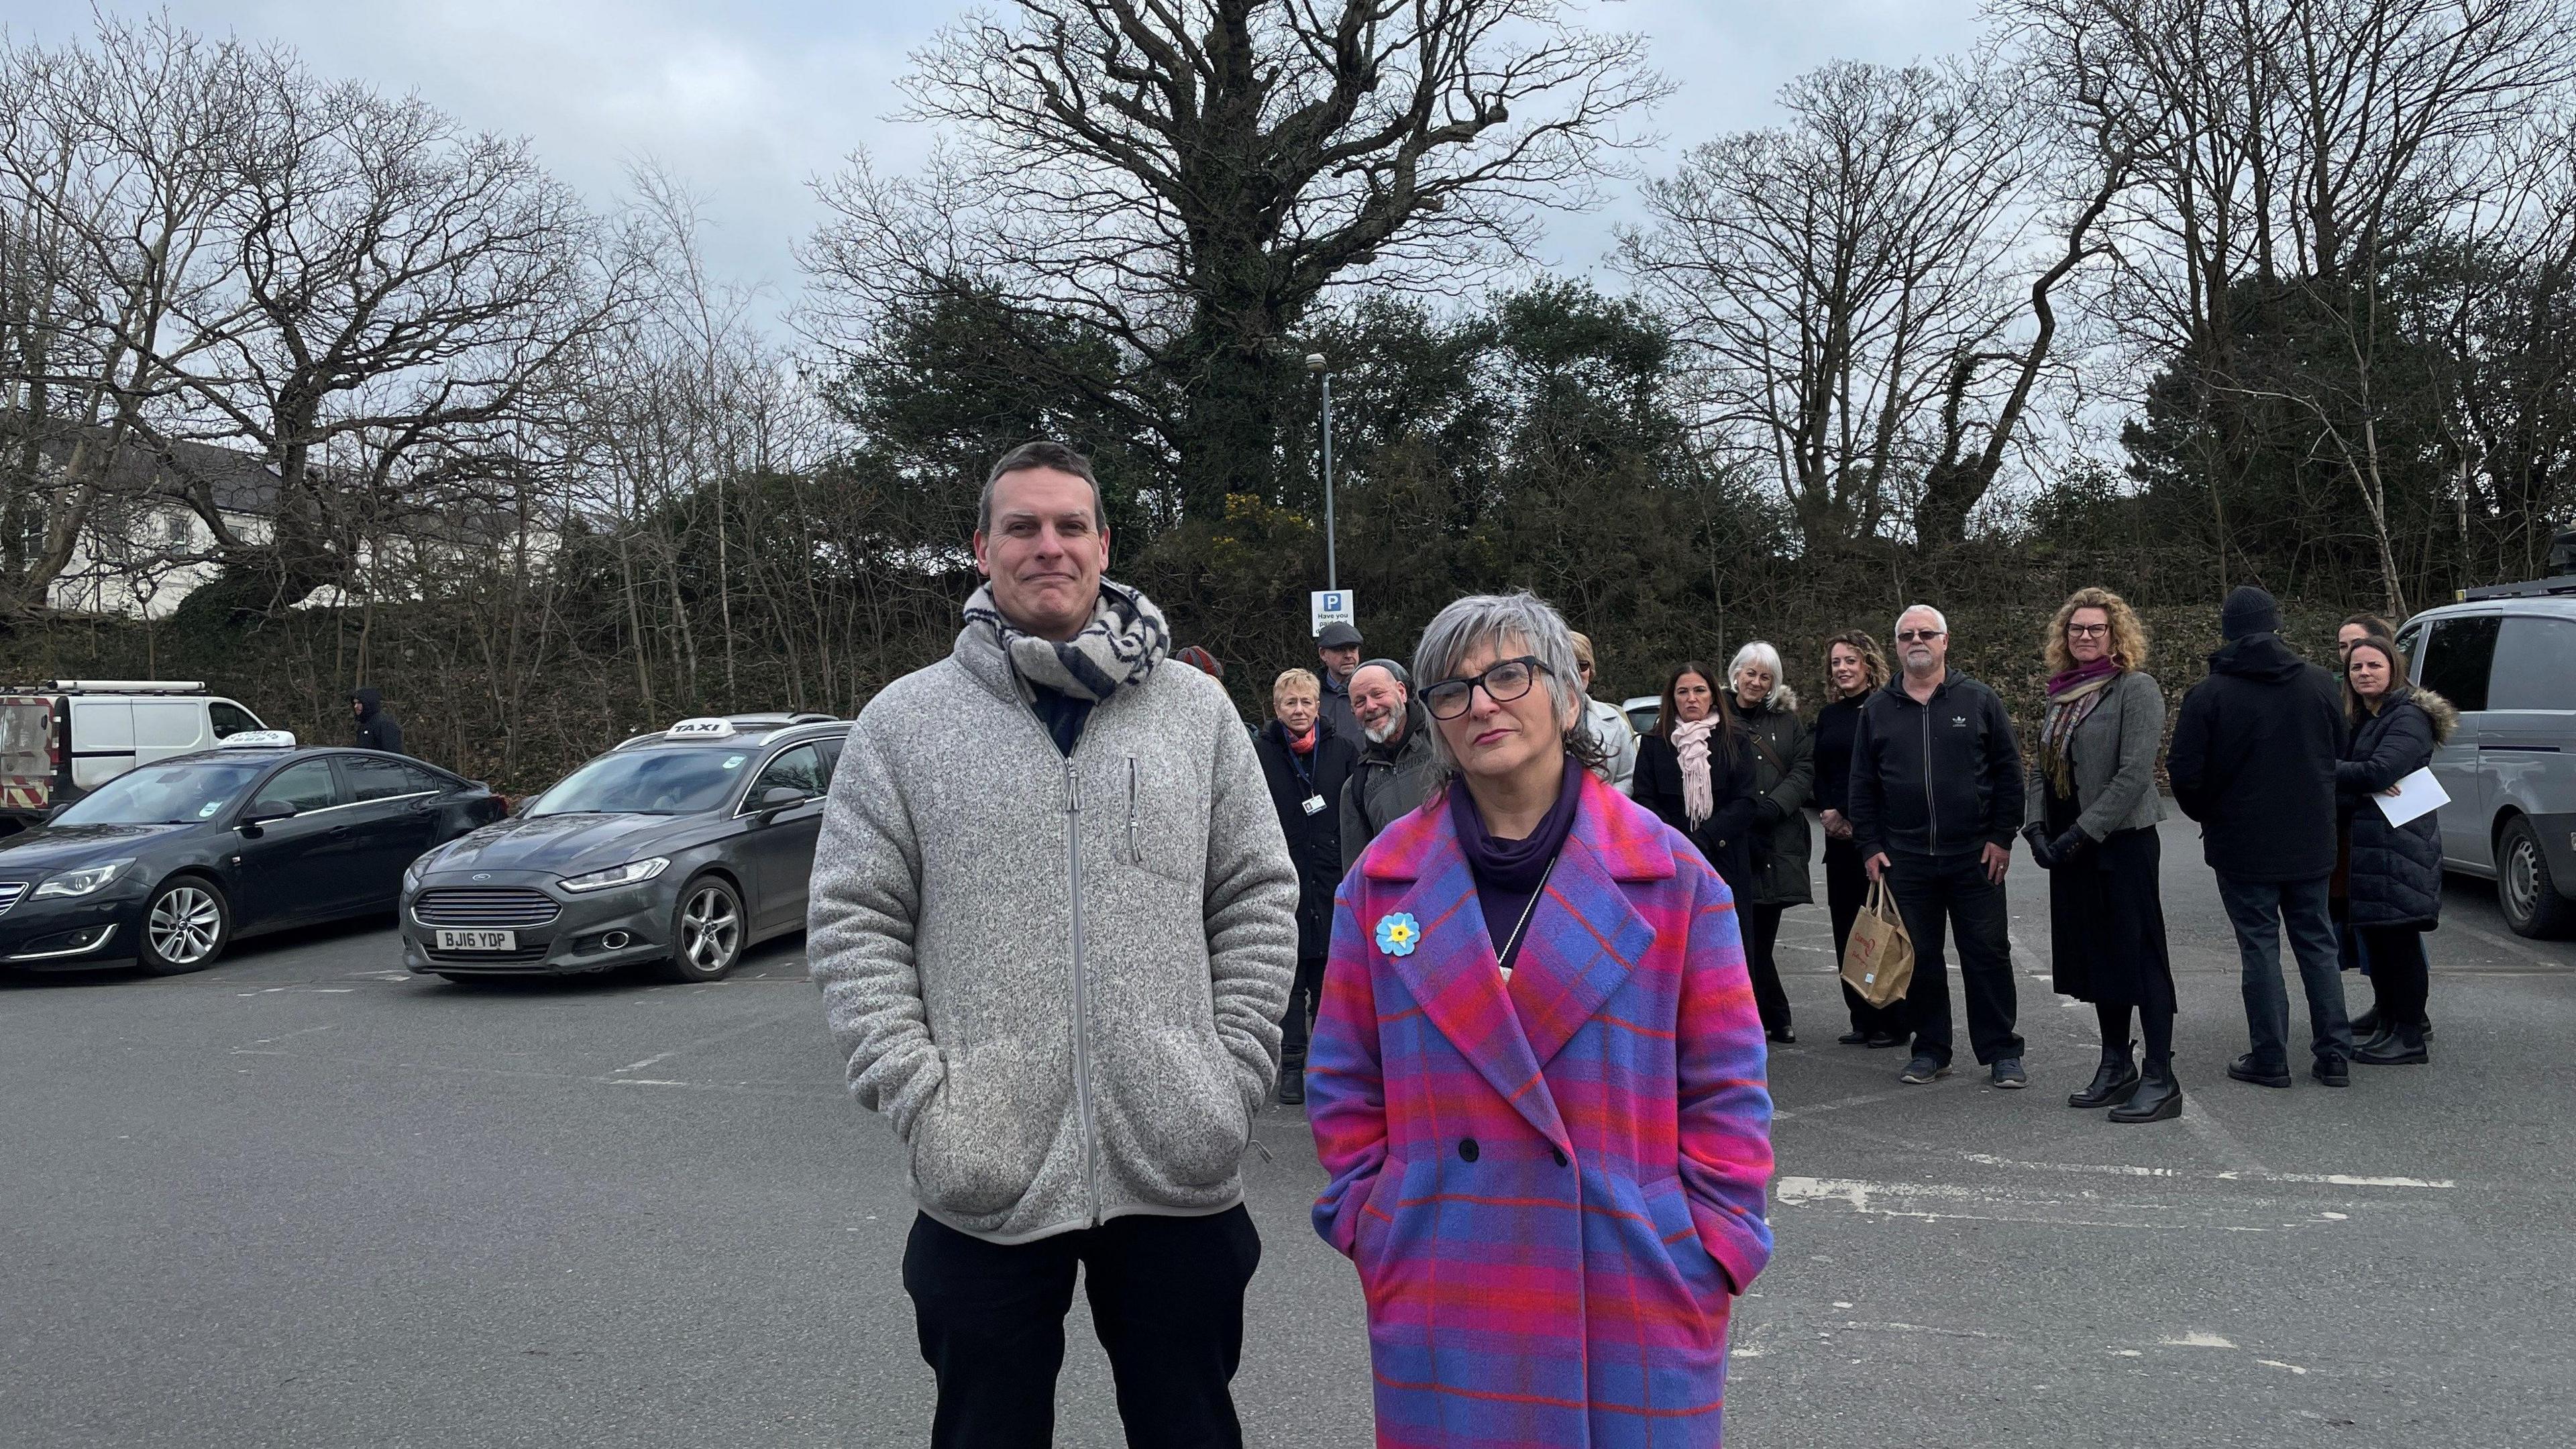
[801,0,1665,519]
[1621,58,2055,550]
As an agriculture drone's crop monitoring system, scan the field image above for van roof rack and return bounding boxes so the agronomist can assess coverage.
[2458,574,2576,602]
[36,680,210,694]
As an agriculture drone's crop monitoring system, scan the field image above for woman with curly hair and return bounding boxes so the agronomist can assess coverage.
[2023,588,2182,1123]
[1813,631,1906,1047]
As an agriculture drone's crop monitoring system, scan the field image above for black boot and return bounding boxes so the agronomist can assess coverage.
[1276,1054,1307,1104]
[2353,1022,2428,1066]
[2349,1004,2381,1038]
[2067,1046,2141,1109]
[2108,1060,2184,1122]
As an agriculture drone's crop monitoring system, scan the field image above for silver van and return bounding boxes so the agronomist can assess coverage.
[2396,574,2576,938]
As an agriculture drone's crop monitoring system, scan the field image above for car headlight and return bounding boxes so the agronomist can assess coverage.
[559,857,670,894]
[34,859,134,899]
[403,855,429,891]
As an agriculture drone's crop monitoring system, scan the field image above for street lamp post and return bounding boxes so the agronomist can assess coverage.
[1307,352,1336,590]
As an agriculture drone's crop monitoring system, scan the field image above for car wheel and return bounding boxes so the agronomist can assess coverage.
[139,877,231,975]
[2497,817,2575,939]
[662,876,745,983]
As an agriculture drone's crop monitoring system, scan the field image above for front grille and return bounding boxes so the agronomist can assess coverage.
[424,944,551,965]
[413,887,560,928]
[0,881,26,916]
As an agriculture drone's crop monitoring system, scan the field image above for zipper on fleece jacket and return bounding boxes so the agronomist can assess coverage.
[1061,756,1104,1226]
[1125,755,1142,865]
[1919,688,1940,855]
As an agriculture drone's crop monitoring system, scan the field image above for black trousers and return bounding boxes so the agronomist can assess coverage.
[1742,904,1793,1035]
[904,1206,1262,1449]
[1827,837,1908,1036]
[2356,926,2431,1027]
[1280,953,1326,1065]
[1886,849,2023,1067]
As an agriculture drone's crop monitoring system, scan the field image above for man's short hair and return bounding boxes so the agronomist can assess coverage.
[1352,659,1411,695]
[979,440,1106,535]
[1894,603,1949,638]
[1273,667,1321,702]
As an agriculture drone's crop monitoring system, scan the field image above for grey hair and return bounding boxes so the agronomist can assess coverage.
[1728,641,1790,705]
[979,439,1106,535]
[1411,591,1606,776]
[1894,603,1949,638]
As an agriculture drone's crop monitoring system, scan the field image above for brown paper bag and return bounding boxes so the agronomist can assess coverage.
[1840,877,1914,1008]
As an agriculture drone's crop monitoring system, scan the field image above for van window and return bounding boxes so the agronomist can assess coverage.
[2418,616,2499,712]
[133,702,205,750]
[209,702,262,739]
[1,702,50,782]
[2489,617,2576,711]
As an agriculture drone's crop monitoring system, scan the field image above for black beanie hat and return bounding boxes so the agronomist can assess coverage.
[2220,585,2279,641]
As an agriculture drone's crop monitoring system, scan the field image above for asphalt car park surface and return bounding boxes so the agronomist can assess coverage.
[3,812,2572,1448]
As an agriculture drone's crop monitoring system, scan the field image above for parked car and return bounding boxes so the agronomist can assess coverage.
[0,735,504,973]
[1622,694,1662,739]
[2396,566,2576,937]
[0,681,268,834]
[400,715,849,983]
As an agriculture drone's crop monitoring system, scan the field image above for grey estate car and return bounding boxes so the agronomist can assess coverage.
[399,715,847,981]
[2396,565,2576,938]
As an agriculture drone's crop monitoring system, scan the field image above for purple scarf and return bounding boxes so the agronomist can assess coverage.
[2039,657,2122,798]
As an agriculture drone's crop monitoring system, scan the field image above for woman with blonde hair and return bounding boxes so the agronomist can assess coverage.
[1815,631,1904,1047]
[2023,587,2180,1122]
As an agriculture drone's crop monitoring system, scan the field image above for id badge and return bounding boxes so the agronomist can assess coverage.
[1302,795,1327,816]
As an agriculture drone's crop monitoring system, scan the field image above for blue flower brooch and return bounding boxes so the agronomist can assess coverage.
[1375,912,1421,958]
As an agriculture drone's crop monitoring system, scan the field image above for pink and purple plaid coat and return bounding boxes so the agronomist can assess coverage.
[1307,771,1774,1447]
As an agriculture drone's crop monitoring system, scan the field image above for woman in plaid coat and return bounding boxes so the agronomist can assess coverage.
[1307,592,1776,1448]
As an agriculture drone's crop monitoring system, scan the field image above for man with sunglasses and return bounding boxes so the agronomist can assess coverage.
[1847,604,2030,1088]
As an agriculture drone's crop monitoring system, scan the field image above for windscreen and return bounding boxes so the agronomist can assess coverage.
[52,759,270,826]
[525,747,751,817]
[1,701,50,782]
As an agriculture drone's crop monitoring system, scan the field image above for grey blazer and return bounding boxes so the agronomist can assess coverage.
[2025,669,2169,841]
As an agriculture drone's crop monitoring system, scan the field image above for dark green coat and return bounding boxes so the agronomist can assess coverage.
[1739,695,1814,907]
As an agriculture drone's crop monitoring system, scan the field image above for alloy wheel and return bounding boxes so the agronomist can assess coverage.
[680,885,741,972]
[149,885,223,965]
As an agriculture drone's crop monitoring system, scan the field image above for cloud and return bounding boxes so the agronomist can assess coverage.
[14,0,1988,322]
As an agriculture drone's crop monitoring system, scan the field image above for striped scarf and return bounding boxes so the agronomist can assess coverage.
[963,579,1171,702]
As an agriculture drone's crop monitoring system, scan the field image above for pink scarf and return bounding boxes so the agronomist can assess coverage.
[1670,716,1720,827]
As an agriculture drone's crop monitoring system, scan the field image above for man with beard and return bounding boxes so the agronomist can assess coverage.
[1338,658,1440,873]
[1847,604,2029,1089]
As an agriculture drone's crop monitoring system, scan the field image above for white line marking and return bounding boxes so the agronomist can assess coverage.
[2177,1095,2271,1175]
[2162,1332,2237,1348]
[1952,1150,2453,1190]
[2257,1359,2310,1375]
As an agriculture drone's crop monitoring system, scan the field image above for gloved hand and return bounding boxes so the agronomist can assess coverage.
[2025,823,2090,869]
[2021,822,2057,869]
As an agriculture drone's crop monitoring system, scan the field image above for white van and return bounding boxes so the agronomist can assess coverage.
[0,682,269,833]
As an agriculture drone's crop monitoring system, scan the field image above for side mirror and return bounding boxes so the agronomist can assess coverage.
[755,786,807,822]
[236,803,295,835]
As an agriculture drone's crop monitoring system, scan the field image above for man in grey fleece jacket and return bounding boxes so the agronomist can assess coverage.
[808,441,1298,1448]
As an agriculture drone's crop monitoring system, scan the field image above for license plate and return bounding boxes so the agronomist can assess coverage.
[436,929,517,952]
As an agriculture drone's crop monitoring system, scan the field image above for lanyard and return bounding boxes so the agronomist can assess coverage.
[1497,853,1560,978]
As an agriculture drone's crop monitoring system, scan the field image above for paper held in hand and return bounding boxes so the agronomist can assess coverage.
[2376,767,2449,828]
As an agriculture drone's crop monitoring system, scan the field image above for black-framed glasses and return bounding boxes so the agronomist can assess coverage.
[1424,656,1543,720]
[2066,623,2110,638]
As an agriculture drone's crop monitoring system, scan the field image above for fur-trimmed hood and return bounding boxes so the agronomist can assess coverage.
[2385,685,2459,743]
[1742,684,1800,715]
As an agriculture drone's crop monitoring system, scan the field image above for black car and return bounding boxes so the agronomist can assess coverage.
[0,737,505,974]
[399,716,848,983]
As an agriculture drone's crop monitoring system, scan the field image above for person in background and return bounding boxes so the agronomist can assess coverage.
[2333,611,2399,1028]
[1633,660,1759,906]
[1174,645,1225,680]
[1316,621,1365,743]
[1305,590,1773,1446]
[1730,641,1813,1046]
[2337,635,2453,1067]
[350,687,405,755]
[1847,605,2028,1089]
[2023,588,2180,1124]
[1253,668,1361,1106]
[807,439,1297,1448]
[1815,631,1905,1049]
[2168,584,2354,1090]
[1570,631,1640,796]
[1339,659,1440,873]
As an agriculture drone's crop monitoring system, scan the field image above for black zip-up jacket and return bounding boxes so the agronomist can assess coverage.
[1846,672,2023,861]
[1254,719,1361,958]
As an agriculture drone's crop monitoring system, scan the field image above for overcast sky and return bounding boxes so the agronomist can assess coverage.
[15,1,1988,328]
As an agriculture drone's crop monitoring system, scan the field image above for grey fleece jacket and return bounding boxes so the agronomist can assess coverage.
[808,614,1299,1244]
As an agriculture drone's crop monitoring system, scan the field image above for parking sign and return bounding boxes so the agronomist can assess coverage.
[1310,590,1356,636]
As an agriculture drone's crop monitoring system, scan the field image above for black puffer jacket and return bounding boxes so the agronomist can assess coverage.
[2337,688,2457,930]
[1738,694,1814,907]
[1254,720,1361,959]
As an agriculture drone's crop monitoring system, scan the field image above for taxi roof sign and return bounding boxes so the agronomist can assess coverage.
[663,717,738,739]
[217,730,299,749]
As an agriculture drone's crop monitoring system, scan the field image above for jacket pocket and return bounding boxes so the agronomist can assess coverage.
[1641,1175,1729,1301]
[1097,1026,1251,1191]
[908,1038,1057,1219]
[1123,748,1208,888]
